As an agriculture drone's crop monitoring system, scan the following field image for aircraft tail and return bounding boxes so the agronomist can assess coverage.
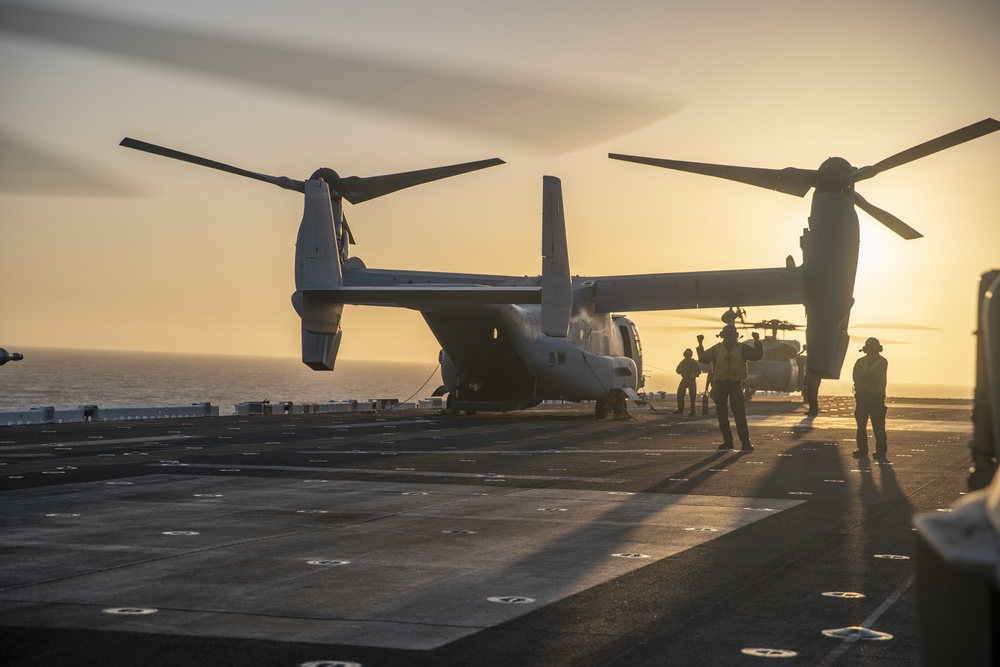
[292,179,345,370]
[541,176,572,337]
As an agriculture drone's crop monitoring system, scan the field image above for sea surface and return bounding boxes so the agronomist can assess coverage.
[0,348,441,413]
[0,347,973,414]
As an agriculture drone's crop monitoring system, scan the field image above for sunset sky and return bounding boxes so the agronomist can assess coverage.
[2,0,998,393]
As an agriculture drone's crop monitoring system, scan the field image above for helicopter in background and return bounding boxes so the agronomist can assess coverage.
[727,309,806,399]
[688,308,807,400]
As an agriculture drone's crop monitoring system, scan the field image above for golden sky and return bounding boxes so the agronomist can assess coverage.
[2,0,998,392]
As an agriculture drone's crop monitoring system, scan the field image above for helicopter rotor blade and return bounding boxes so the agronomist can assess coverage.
[121,138,504,207]
[1,130,139,197]
[648,312,732,324]
[609,153,818,197]
[849,335,909,346]
[2,3,677,152]
[120,138,305,193]
[334,158,505,205]
[641,325,709,332]
[853,191,923,240]
[852,322,939,331]
[848,118,1000,185]
[743,320,803,331]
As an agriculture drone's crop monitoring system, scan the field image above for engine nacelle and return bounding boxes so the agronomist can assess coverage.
[293,179,345,371]
[802,191,858,379]
[291,291,343,370]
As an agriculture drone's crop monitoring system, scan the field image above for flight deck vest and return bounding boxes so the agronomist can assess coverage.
[853,356,888,393]
[713,342,748,381]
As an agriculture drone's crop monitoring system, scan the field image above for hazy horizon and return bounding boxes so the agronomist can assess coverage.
[1,345,976,402]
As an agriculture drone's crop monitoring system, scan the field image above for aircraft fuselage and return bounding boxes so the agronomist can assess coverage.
[427,289,643,412]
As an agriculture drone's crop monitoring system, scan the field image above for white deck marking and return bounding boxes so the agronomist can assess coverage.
[0,475,802,650]
[0,435,190,451]
[155,462,628,483]
[744,415,972,433]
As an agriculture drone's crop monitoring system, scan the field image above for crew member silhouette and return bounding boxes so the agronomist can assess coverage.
[697,324,763,451]
[852,337,889,460]
[673,349,701,415]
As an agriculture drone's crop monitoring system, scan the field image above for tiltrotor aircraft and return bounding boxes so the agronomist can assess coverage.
[120,118,998,416]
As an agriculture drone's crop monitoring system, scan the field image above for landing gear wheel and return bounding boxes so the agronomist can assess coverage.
[610,390,629,419]
[595,400,608,419]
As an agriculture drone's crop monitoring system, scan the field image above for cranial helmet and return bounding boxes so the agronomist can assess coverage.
[861,337,883,353]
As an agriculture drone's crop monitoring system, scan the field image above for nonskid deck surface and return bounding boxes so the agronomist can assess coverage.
[0,396,973,666]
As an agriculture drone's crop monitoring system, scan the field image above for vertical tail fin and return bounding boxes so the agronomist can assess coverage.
[541,176,572,337]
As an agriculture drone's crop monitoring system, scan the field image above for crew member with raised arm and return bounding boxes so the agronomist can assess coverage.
[696,325,763,451]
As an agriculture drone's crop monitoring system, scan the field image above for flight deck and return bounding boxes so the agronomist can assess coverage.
[0,396,975,666]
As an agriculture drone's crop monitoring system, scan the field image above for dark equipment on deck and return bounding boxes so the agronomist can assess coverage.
[914,269,1000,667]
[0,349,24,366]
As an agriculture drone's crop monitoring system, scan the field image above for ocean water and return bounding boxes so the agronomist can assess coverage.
[0,347,973,415]
[0,348,441,413]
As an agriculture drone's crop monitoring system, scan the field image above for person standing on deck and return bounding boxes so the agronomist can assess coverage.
[673,348,702,415]
[696,325,763,451]
[852,337,889,461]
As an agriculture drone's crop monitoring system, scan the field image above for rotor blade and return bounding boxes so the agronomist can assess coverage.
[1,130,138,197]
[642,325,706,331]
[647,312,733,324]
[746,320,803,330]
[852,322,938,331]
[120,138,305,192]
[848,118,1000,184]
[849,335,909,346]
[333,158,504,204]
[609,154,818,197]
[854,191,923,240]
[340,212,356,245]
[1,3,677,152]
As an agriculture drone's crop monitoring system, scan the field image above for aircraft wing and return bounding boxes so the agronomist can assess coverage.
[302,285,541,307]
[294,265,542,315]
[320,264,803,313]
[588,266,804,313]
